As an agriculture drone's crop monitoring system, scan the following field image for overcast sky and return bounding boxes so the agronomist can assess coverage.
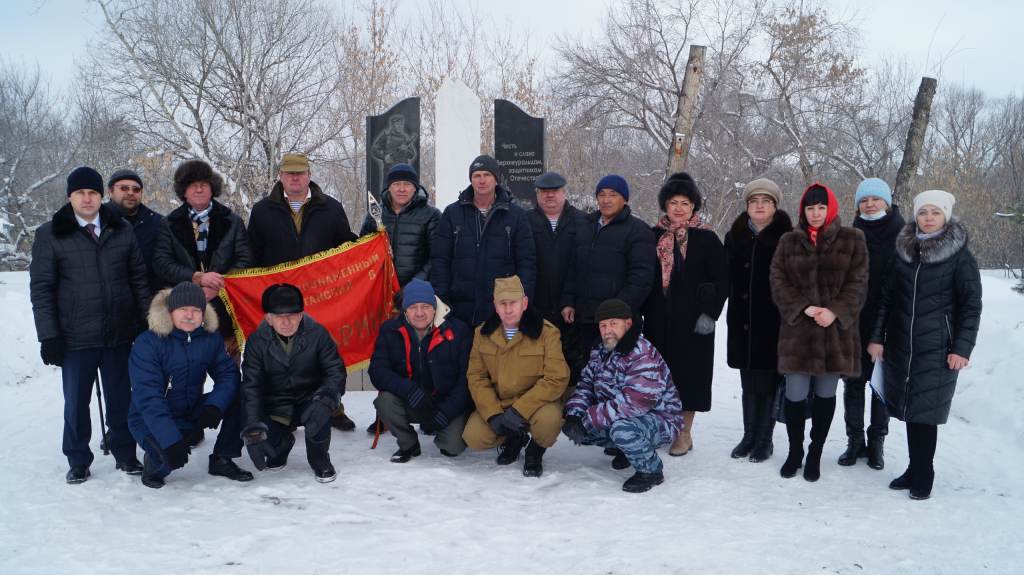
[1,0,1020,97]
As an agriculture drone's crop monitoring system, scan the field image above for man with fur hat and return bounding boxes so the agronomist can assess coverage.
[562,299,684,493]
[430,155,537,326]
[151,159,254,480]
[368,279,473,462]
[106,168,165,292]
[239,284,345,483]
[247,152,359,431]
[562,174,656,364]
[127,282,248,488]
[30,166,151,484]
[463,276,570,477]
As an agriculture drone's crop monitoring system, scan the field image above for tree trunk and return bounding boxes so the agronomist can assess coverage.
[665,44,706,178]
[893,76,938,207]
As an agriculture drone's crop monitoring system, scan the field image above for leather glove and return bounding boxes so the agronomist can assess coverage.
[562,414,588,445]
[40,338,65,367]
[500,407,529,433]
[163,440,190,470]
[242,424,276,471]
[488,414,506,436]
[197,405,222,429]
[694,313,716,335]
[300,395,336,436]
[420,410,450,434]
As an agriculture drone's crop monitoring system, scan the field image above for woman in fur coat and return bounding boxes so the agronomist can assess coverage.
[868,190,982,500]
[769,183,869,482]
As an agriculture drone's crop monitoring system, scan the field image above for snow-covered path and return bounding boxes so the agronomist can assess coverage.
[1,271,1021,574]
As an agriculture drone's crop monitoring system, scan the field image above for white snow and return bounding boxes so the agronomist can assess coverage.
[0,270,1022,574]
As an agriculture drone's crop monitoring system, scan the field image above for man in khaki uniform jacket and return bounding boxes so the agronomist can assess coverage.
[463,275,570,477]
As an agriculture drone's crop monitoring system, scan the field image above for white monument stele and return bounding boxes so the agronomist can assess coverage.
[434,78,481,210]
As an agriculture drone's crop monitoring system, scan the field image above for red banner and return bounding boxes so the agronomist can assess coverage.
[219,231,399,372]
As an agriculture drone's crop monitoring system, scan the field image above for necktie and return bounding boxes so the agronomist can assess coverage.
[84,223,99,244]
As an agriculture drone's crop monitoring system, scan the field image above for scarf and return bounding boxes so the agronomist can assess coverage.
[656,213,708,292]
[190,206,211,257]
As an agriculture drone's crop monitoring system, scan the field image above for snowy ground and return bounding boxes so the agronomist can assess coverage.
[0,270,1021,574]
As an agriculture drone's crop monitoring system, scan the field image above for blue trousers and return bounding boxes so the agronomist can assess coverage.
[581,414,672,474]
[264,400,332,469]
[61,345,136,467]
[139,394,244,479]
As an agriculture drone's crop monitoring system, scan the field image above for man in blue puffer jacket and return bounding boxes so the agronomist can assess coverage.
[430,155,536,327]
[127,282,251,488]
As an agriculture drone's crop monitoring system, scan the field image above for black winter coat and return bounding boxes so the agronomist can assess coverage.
[430,186,537,326]
[564,206,656,324]
[248,181,357,267]
[30,203,151,350]
[240,315,346,430]
[724,210,793,372]
[153,200,253,281]
[643,226,728,412]
[851,206,905,380]
[527,203,586,321]
[871,220,982,425]
[359,185,440,286]
[368,315,473,419]
[109,202,165,292]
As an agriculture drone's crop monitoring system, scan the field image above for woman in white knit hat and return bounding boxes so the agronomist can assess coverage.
[867,189,982,500]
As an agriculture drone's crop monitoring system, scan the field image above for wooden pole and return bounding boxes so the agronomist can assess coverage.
[666,44,706,177]
[893,76,938,207]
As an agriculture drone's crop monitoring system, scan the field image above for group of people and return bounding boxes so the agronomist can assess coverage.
[29,151,982,498]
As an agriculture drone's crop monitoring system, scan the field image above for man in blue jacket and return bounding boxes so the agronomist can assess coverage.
[369,279,473,463]
[127,282,252,488]
[430,155,536,326]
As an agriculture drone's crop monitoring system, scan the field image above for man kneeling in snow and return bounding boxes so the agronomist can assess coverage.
[562,299,684,493]
[239,284,345,483]
[128,282,252,488]
[369,279,473,463]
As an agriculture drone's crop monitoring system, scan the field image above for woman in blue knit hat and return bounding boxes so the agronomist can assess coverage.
[838,178,904,471]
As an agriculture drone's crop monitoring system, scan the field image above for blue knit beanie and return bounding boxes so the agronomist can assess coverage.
[402,279,436,310]
[855,178,892,207]
[595,174,629,201]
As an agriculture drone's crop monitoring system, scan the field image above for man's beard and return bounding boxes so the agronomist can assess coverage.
[602,336,618,351]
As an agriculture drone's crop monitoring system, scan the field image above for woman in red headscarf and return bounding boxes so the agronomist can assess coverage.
[769,183,869,482]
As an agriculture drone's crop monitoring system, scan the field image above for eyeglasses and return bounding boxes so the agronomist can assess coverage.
[116,185,142,192]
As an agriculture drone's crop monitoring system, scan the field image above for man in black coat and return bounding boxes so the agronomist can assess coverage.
[30,166,151,483]
[247,152,358,268]
[430,155,537,327]
[106,169,165,293]
[359,163,440,286]
[151,159,254,481]
[247,152,359,431]
[527,171,586,382]
[562,174,656,360]
[240,284,346,483]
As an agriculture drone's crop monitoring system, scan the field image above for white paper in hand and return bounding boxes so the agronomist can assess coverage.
[869,359,885,400]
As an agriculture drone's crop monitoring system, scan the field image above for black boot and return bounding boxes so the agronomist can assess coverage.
[496,432,528,465]
[804,396,836,482]
[306,437,336,483]
[840,378,866,466]
[267,432,295,471]
[889,468,913,490]
[907,422,937,500]
[522,439,546,477]
[609,448,631,470]
[779,399,806,478]
[748,392,776,463]
[141,454,165,489]
[390,443,422,463]
[209,455,254,482]
[731,391,757,459]
[116,455,145,475]
[66,466,90,484]
[622,470,664,493]
[866,436,885,470]
[838,436,865,466]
